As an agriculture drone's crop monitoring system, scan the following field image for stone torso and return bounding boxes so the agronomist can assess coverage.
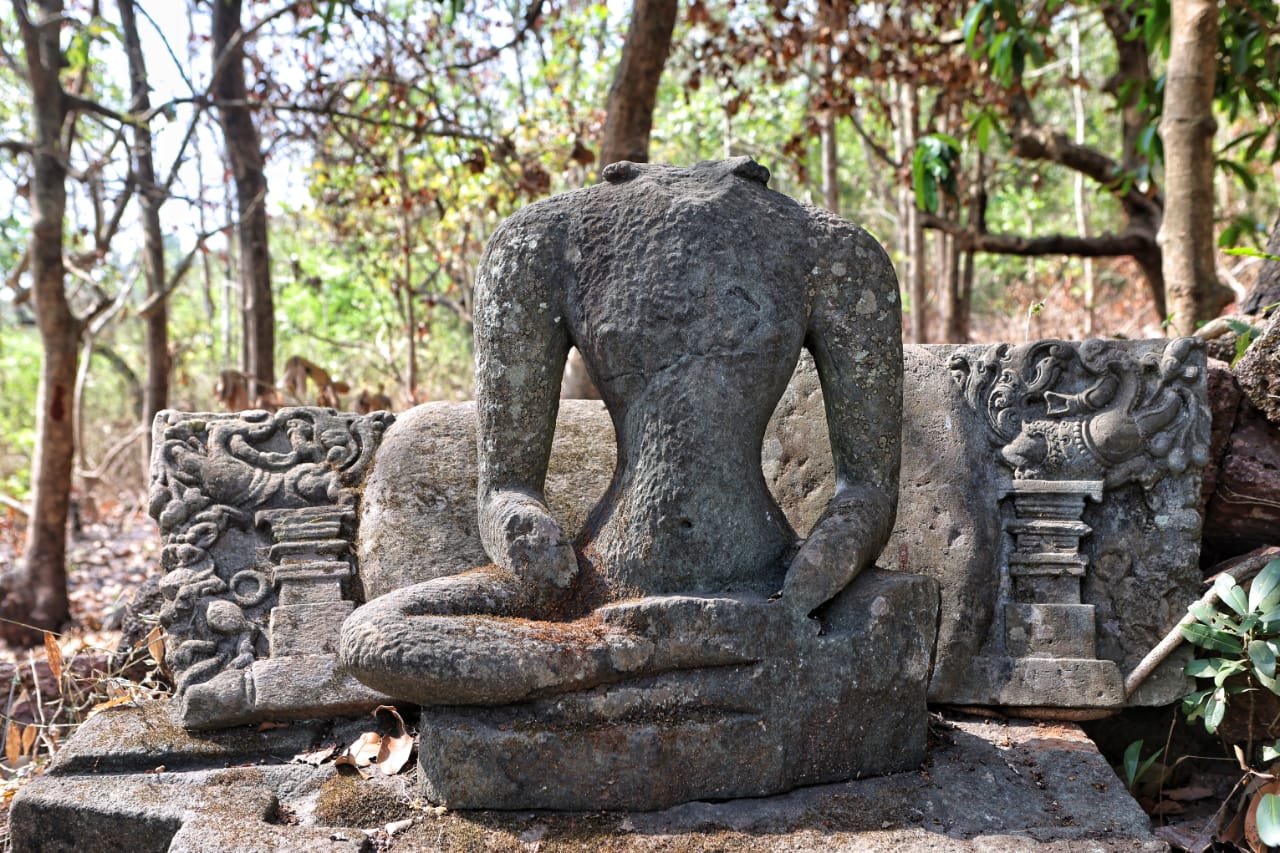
[556,163,822,599]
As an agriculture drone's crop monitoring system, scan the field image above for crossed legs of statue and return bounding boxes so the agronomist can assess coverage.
[338,566,793,708]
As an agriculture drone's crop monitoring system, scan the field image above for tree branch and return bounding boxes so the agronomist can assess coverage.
[63,92,128,125]
[1008,120,1160,217]
[921,211,1156,257]
[447,0,546,70]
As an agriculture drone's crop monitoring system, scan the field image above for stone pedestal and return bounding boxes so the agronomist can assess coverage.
[952,479,1125,707]
[415,570,939,811]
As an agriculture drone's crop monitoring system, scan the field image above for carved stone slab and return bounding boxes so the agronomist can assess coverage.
[148,407,394,728]
[887,338,1210,707]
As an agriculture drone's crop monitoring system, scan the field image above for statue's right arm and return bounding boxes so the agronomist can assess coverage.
[473,210,577,592]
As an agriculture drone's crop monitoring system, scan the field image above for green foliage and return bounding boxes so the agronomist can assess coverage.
[1225,319,1263,366]
[912,134,961,214]
[1260,793,1280,846]
[0,323,39,498]
[1181,560,1280,733]
[1121,739,1164,792]
[961,0,1052,86]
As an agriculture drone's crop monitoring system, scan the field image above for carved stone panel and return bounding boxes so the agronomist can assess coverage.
[148,407,394,728]
[934,337,1210,707]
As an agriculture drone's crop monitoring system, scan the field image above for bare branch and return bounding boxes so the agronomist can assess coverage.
[921,211,1156,258]
[0,139,32,155]
[447,0,546,70]
[63,92,127,125]
[1008,122,1161,218]
[137,225,228,319]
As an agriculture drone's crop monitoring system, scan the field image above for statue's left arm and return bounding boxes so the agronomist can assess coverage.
[780,221,903,617]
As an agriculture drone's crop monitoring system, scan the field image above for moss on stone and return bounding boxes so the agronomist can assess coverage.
[313,773,413,829]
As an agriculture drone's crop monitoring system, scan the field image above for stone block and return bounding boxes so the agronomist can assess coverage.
[270,601,354,656]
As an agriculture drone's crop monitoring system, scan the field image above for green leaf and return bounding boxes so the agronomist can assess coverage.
[1188,601,1221,625]
[1206,692,1227,732]
[963,3,987,54]
[1256,560,1280,610]
[1258,793,1280,846]
[1182,688,1211,722]
[1258,669,1280,694]
[1180,623,1244,654]
[1262,741,1280,763]
[1250,561,1280,612]
[1216,658,1246,687]
[1252,641,1277,678]
[1122,739,1143,787]
[1217,574,1249,616]
[1217,158,1258,192]
[1185,658,1220,679]
[1224,247,1280,263]
[974,113,993,152]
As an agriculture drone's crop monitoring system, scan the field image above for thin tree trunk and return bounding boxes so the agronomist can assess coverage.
[399,149,418,402]
[118,0,167,464]
[1070,18,1096,336]
[565,0,677,400]
[1159,0,1233,335]
[821,110,839,213]
[899,83,928,343]
[213,0,275,394]
[598,0,678,169]
[4,0,74,644]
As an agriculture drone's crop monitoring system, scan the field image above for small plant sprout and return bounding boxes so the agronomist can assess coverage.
[1181,558,1280,733]
[1121,739,1164,793]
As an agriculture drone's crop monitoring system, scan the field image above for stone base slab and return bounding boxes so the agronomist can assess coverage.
[9,702,1163,852]
[951,655,1126,707]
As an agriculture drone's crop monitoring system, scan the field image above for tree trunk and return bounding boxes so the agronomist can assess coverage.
[598,0,678,169]
[398,148,418,403]
[821,110,839,213]
[118,0,167,463]
[4,0,74,644]
[566,0,677,400]
[1160,0,1233,336]
[213,0,275,395]
[898,83,928,343]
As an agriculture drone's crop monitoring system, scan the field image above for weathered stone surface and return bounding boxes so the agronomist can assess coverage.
[1235,304,1280,425]
[882,347,1003,700]
[1199,359,1241,521]
[766,339,1208,708]
[1204,394,1280,556]
[341,158,920,810]
[147,407,395,728]
[930,338,1208,707]
[10,703,1163,852]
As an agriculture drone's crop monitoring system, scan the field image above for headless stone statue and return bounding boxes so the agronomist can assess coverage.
[340,158,938,810]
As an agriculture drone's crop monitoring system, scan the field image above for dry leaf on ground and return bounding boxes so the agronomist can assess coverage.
[292,745,337,767]
[374,705,413,776]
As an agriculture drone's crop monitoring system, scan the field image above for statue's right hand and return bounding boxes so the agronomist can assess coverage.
[481,492,578,591]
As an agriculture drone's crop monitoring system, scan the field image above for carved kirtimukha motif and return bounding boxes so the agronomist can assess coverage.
[148,407,393,727]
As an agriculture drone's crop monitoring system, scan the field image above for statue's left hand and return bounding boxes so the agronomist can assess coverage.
[776,507,872,619]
